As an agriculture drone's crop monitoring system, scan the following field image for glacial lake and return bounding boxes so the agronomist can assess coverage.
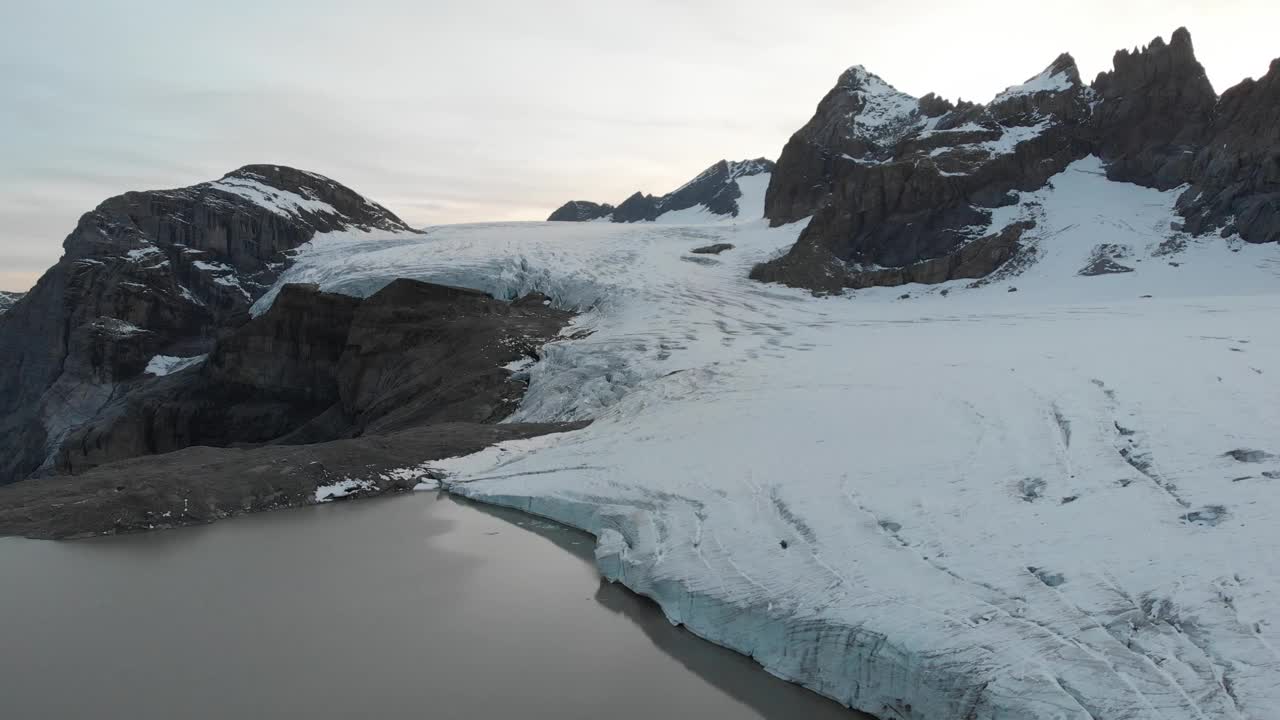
[0,491,866,719]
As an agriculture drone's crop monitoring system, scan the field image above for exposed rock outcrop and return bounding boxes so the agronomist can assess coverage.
[0,167,418,485]
[754,28,1280,293]
[1178,57,1280,243]
[1091,27,1217,190]
[547,200,615,222]
[764,66,957,227]
[549,158,775,222]
[49,279,573,477]
[754,54,1090,292]
[690,243,735,255]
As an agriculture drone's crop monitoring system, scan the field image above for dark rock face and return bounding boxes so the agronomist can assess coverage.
[610,191,663,223]
[1178,58,1280,243]
[755,28,1280,293]
[764,66,956,227]
[755,55,1091,292]
[1091,27,1217,189]
[1079,244,1137,276]
[548,200,615,222]
[49,279,573,477]
[548,158,775,222]
[0,166,418,485]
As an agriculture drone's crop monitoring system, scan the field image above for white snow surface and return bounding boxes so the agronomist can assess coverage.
[208,174,339,220]
[265,158,1280,719]
[994,65,1077,103]
[931,120,1054,163]
[144,354,207,376]
[313,478,375,503]
[652,173,770,225]
[842,66,924,136]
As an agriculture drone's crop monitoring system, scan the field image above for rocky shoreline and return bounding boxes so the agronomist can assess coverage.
[0,273,586,540]
[0,167,592,539]
[0,421,586,540]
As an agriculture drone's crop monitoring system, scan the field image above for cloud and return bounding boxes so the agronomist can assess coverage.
[2,0,1278,290]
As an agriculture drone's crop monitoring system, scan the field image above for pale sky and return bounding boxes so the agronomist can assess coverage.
[2,0,1277,291]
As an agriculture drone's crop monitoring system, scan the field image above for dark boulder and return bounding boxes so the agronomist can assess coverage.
[690,243,735,255]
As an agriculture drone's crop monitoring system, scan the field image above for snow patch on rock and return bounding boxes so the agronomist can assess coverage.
[313,478,375,503]
[994,65,1076,103]
[144,354,207,376]
[208,175,340,220]
[840,65,925,143]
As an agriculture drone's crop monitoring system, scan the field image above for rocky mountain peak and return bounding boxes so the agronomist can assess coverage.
[754,27,1279,295]
[724,157,775,179]
[1177,54,1280,243]
[1091,27,1217,189]
[1095,26,1211,95]
[546,200,614,222]
[0,167,419,485]
[1049,52,1081,81]
[917,93,955,118]
[823,65,924,148]
[835,64,893,93]
[202,164,414,234]
[548,158,774,223]
[993,53,1082,105]
[763,65,943,225]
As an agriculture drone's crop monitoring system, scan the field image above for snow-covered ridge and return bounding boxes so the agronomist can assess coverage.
[993,64,1078,103]
[725,158,774,180]
[207,173,342,221]
[549,158,775,224]
[931,119,1055,164]
[262,157,1280,720]
[651,172,770,225]
[838,64,928,137]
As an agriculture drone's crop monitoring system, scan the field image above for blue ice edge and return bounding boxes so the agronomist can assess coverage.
[445,488,1090,720]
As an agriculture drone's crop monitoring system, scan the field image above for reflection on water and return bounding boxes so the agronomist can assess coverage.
[0,492,865,719]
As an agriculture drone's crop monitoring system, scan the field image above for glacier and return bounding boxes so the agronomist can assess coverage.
[262,162,1280,719]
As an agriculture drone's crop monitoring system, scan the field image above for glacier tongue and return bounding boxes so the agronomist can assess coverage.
[265,161,1280,720]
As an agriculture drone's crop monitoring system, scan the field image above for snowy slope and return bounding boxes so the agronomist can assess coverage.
[262,160,1280,720]
[651,172,771,225]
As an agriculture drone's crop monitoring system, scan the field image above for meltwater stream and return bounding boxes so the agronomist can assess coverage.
[0,492,866,719]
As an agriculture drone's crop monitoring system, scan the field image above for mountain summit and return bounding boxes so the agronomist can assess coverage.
[549,158,775,223]
[0,166,418,485]
[753,28,1280,293]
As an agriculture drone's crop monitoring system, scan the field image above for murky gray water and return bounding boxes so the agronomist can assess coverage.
[0,492,865,719]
